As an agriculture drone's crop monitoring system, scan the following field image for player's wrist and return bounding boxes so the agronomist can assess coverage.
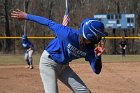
[95,55,101,59]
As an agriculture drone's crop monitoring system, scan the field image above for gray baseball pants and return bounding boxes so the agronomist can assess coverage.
[24,50,33,65]
[39,50,91,93]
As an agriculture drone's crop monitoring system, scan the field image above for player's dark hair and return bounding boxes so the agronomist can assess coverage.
[79,36,95,50]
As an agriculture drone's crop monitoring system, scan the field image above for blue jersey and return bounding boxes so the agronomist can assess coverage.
[22,39,32,49]
[27,14,102,74]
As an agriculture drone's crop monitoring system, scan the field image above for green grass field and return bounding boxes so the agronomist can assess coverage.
[0,55,139,65]
[0,54,41,65]
[102,55,140,62]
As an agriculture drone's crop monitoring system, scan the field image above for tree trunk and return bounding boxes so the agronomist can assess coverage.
[4,0,11,53]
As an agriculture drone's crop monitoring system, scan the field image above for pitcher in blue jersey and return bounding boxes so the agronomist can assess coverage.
[11,9,108,93]
[22,35,34,69]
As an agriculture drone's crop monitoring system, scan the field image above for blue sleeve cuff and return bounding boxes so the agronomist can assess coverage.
[26,14,33,20]
[95,55,101,60]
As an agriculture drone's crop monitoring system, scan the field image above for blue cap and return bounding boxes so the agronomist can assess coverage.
[22,35,27,40]
[79,18,108,43]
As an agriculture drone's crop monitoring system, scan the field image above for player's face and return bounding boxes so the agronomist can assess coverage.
[85,39,92,44]
[93,36,102,44]
[84,36,102,45]
[97,36,102,42]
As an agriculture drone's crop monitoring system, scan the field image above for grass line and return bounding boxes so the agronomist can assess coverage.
[0,55,139,65]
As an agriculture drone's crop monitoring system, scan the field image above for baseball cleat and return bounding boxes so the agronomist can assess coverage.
[29,65,33,69]
[25,65,30,68]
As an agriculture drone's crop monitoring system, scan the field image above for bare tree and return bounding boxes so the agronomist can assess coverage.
[0,0,140,54]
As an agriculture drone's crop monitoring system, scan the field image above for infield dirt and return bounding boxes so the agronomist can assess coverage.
[0,62,140,93]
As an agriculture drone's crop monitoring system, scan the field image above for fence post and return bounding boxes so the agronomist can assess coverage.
[112,28,117,54]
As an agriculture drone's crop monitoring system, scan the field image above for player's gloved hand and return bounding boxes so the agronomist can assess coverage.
[11,9,27,20]
[27,48,32,52]
[26,50,29,53]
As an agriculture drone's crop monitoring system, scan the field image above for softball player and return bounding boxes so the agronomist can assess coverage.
[22,35,34,69]
[11,9,108,93]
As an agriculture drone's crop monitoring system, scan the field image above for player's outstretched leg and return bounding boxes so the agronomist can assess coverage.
[59,65,91,93]
[39,50,58,93]
[24,52,30,68]
[28,50,34,69]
